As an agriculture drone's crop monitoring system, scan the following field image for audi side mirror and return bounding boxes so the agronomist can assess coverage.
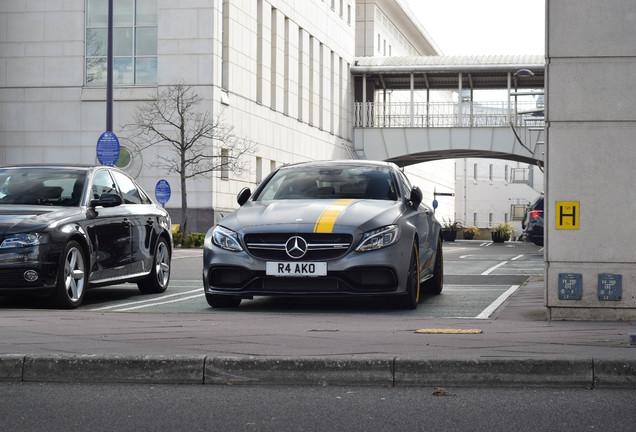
[237,187,251,206]
[90,193,123,208]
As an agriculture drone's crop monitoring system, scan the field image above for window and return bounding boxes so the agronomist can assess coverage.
[271,8,278,110]
[112,170,143,204]
[473,163,478,180]
[489,164,493,181]
[220,149,229,180]
[85,0,158,86]
[221,0,230,90]
[91,170,117,199]
[256,157,263,183]
[298,28,304,121]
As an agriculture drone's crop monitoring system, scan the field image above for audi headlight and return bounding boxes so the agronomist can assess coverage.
[356,225,400,252]
[0,233,46,249]
[212,226,243,252]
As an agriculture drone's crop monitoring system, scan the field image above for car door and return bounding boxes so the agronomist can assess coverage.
[86,169,133,282]
[110,170,156,274]
[396,169,432,261]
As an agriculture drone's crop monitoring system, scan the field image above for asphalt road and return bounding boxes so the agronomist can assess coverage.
[2,382,634,432]
[0,240,545,317]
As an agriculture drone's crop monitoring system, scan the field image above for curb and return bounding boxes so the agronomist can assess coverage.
[2,355,635,388]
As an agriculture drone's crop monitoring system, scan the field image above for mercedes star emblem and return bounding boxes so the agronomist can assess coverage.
[285,236,308,259]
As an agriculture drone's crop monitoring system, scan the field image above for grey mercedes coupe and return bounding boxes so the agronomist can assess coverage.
[203,160,443,309]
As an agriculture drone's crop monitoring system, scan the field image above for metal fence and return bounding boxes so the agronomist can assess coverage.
[354,101,543,129]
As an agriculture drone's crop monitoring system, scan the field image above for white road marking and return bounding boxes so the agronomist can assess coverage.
[115,293,204,311]
[475,285,520,319]
[511,254,524,261]
[480,242,492,247]
[90,288,202,311]
[481,261,508,275]
[441,247,468,254]
[172,254,203,260]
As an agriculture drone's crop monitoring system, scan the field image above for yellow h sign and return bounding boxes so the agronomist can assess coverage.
[556,201,579,229]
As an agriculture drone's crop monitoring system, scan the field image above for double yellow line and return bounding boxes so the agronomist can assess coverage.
[313,199,355,233]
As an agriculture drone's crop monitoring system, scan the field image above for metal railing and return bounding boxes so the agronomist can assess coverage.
[354,101,543,129]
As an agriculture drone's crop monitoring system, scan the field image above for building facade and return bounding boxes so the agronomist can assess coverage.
[1,0,456,232]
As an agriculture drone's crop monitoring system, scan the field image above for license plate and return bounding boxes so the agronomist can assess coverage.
[266,262,327,277]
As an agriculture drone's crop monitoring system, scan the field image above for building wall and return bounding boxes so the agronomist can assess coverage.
[455,159,543,234]
[546,0,636,319]
[0,0,357,232]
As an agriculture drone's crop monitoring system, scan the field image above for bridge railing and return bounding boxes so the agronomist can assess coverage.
[354,101,544,128]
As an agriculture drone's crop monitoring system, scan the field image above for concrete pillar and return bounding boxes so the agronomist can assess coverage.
[546,0,636,319]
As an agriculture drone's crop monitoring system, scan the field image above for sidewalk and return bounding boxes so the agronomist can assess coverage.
[1,277,634,387]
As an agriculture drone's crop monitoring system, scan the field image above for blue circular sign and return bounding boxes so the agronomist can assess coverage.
[96,131,120,166]
[432,199,438,209]
[155,179,171,205]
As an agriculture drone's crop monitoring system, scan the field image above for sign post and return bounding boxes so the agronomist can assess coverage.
[96,131,120,166]
[155,179,171,206]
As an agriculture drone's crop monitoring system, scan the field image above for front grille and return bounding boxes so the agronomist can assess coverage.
[244,233,353,261]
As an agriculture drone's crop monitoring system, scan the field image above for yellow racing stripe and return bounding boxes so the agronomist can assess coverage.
[313,199,355,233]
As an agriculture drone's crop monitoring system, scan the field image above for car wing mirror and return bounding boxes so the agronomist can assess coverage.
[410,186,423,209]
[90,193,123,208]
[237,187,251,206]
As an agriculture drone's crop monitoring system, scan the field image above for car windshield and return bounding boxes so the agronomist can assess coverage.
[0,168,87,207]
[254,165,398,201]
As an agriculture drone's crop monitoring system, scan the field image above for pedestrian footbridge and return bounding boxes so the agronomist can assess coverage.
[351,55,545,166]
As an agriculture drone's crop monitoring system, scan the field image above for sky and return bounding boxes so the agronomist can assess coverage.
[404,0,545,56]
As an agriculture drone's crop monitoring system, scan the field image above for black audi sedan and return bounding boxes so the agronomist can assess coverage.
[0,165,173,308]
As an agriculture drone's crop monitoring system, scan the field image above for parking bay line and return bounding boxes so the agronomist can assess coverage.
[475,285,520,319]
[481,261,508,275]
[90,288,202,311]
[115,293,204,311]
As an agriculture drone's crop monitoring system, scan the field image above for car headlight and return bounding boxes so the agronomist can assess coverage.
[212,226,243,252]
[356,225,400,252]
[0,233,46,249]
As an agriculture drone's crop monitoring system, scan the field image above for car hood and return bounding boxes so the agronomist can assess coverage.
[0,206,83,234]
[220,199,403,233]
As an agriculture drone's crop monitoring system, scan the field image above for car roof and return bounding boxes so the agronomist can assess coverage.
[1,165,94,170]
[277,160,396,170]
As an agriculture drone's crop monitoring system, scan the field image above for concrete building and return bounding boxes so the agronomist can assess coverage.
[455,158,543,235]
[0,0,456,231]
[546,0,636,319]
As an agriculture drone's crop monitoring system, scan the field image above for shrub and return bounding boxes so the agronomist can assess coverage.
[184,232,205,248]
[173,231,184,246]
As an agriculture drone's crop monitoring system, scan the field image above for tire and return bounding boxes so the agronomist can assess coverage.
[422,237,443,295]
[206,293,241,308]
[52,240,87,309]
[138,237,171,294]
[395,241,420,310]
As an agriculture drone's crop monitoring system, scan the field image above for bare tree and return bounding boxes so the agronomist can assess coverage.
[123,84,256,235]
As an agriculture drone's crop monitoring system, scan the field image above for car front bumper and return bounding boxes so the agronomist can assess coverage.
[203,240,413,298]
[0,246,58,293]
